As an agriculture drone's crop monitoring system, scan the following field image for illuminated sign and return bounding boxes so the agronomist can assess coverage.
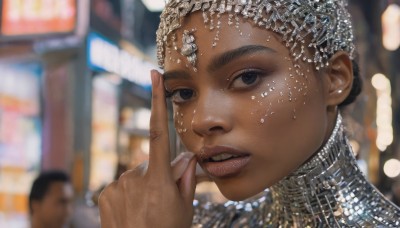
[1,0,76,36]
[87,32,153,88]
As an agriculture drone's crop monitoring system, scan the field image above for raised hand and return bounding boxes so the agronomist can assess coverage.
[98,70,197,228]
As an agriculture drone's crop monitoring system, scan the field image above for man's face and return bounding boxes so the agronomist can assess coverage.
[33,182,74,228]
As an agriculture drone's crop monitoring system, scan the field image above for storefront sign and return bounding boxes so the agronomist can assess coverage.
[1,0,76,36]
[89,76,118,191]
[87,32,153,88]
[0,64,42,227]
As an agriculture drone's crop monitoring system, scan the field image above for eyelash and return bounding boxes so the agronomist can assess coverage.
[165,88,195,104]
[165,68,270,104]
[229,69,265,90]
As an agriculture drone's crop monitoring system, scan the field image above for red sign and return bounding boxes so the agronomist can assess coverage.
[1,0,76,36]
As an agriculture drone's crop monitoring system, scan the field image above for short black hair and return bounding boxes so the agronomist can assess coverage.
[29,170,70,214]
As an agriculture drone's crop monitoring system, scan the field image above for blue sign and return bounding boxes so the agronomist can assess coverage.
[87,32,154,89]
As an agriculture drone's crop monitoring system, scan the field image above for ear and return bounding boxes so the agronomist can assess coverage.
[323,51,353,106]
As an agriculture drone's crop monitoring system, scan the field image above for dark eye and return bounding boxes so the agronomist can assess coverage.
[166,88,194,103]
[230,70,262,89]
[241,72,258,84]
[178,89,194,100]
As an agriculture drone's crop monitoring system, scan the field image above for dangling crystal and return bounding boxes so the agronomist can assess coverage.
[219,0,226,13]
[157,0,356,72]
[202,11,209,23]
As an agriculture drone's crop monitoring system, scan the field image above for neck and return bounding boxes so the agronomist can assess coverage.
[268,114,400,226]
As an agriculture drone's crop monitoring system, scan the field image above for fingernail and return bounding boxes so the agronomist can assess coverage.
[195,163,206,177]
[180,152,195,160]
[151,70,160,88]
[180,158,190,169]
[172,157,190,181]
[172,152,195,165]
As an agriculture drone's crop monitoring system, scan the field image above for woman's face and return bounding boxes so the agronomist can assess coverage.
[163,13,334,200]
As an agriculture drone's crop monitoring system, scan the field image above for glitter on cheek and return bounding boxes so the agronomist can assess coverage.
[265,59,310,121]
[254,86,276,125]
[249,59,311,125]
[174,110,188,135]
[288,65,313,118]
[261,92,268,98]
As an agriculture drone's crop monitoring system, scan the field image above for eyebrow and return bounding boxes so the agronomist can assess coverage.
[208,45,276,72]
[163,70,191,81]
[163,45,276,80]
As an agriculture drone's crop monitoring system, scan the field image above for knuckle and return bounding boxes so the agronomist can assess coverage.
[98,192,108,206]
[98,182,117,204]
[149,129,164,142]
[133,162,148,175]
[118,170,136,187]
[118,169,133,179]
[152,93,159,100]
[146,175,172,189]
[146,179,160,189]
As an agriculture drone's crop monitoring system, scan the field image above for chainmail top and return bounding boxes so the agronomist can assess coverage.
[192,114,400,227]
[156,0,355,70]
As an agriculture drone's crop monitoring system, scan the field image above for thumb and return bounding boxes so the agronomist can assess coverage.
[179,158,197,206]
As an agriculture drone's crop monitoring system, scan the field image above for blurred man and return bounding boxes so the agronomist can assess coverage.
[29,171,74,228]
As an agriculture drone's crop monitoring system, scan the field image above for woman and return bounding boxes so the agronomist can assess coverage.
[99,0,400,227]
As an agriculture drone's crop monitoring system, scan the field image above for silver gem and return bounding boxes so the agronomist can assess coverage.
[180,30,198,67]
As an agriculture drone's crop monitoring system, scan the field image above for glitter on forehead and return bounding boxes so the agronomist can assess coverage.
[156,0,355,71]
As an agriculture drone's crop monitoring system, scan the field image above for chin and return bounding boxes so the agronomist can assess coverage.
[222,192,252,201]
[214,174,282,201]
[214,180,268,202]
[219,187,263,201]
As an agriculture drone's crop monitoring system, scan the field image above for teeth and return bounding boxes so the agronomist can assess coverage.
[210,153,240,162]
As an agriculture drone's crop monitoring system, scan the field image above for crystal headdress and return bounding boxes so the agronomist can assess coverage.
[156,0,355,71]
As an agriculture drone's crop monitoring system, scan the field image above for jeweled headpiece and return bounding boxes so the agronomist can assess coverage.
[156,0,355,71]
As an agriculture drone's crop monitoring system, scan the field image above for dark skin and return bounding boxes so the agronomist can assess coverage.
[99,12,353,227]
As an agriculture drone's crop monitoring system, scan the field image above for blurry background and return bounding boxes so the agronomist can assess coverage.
[0,0,399,227]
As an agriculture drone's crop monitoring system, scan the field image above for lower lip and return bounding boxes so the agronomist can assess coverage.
[202,156,251,178]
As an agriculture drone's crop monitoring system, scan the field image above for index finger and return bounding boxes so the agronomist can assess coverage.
[147,70,171,175]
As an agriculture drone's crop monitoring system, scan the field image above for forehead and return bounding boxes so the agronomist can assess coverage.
[164,12,291,71]
[46,182,74,198]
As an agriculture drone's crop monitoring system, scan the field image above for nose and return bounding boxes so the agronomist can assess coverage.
[191,91,232,137]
